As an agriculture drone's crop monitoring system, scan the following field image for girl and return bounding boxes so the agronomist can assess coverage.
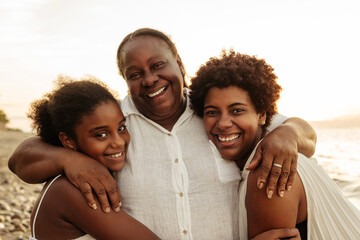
[28,76,159,240]
[190,50,360,239]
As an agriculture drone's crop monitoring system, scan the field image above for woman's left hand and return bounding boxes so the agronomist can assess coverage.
[247,123,298,199]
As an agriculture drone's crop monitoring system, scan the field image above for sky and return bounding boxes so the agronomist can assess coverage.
[1,0,359,132]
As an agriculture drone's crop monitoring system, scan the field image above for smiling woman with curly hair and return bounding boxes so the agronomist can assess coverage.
[189,50,360,239]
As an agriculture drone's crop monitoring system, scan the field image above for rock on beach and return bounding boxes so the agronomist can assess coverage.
[0,130,41,240]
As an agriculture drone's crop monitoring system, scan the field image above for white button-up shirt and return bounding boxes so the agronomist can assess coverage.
[116,92,286,240]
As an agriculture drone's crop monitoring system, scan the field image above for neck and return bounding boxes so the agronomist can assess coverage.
[154,96,187,131]
[235,129,264,170]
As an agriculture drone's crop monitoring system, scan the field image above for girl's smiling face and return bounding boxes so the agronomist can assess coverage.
[203,86,265,165]
[71,101,130,172]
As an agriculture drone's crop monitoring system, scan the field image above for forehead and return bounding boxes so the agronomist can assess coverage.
[205,86,252,105]
[81,101,123,125]
[121,36,173,61]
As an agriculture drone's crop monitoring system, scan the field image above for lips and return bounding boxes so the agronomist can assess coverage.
[105,152,123,158]
[217,133,241,142]
[147,86,167,98]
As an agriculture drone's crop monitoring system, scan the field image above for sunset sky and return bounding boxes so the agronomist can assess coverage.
[1,0,359,132]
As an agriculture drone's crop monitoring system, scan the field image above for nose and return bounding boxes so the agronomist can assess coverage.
[217,114,233,130]
[111,133,125,149]
[141,70,158,87]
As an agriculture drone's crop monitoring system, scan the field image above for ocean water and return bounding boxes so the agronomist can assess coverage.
[313,127,360,209]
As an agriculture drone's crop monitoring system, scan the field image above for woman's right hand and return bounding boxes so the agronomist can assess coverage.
[251,228,301,240]
[64,152,122,213]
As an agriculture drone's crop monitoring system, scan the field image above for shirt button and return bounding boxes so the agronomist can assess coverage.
[179,192,184,197]
[183,230,187,234]
[175,159,179,163]
[168,133,171,136]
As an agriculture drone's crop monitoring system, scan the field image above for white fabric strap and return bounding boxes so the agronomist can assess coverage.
[31,175,62,238]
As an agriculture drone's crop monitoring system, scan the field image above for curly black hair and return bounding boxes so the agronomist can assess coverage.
[27,75,119,146]
[189,49,282,131]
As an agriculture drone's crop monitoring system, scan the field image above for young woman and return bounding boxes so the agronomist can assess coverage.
[189,50,360,239]
[9,28,317,239]
[27,76,159,240]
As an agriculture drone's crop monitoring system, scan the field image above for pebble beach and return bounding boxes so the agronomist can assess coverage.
[0,130,40,240]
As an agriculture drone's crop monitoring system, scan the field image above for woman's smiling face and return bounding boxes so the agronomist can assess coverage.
[203,86,265,163]
[120,35,185,125]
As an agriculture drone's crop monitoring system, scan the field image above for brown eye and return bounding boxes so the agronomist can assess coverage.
[96,132,107,138]
[127,72,142,81]
[154,61,165,68]
[204,110,218,116]
[118,125,127,132]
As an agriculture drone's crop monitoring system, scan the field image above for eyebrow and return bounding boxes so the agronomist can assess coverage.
[89,117,126,133]
[204,102,247,109]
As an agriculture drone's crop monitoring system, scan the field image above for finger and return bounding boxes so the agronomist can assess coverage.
[256,152,273,190]
[266,161,283,199]
[286,158,298,191]
[79,182,98,210]
[101,178,122,212]
[277,157,291,198]
[90,179,112,213]
[247,145,263,170]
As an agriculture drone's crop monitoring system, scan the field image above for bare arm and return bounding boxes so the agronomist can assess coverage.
[246,166,306,239]
[283,117,317,158]
[37,177,159,240]
[9,137,69,183]
[247,117,317,198]
[8,136,121,212]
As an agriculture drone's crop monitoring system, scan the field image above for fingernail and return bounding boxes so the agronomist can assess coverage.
[258,182,264,189]
[267,190,273,199]
[105,207,110,213]
[115,206,120,212]
[287,185,292,191]
[91,203,97,210]
[279,191,284,198]
[119,201,122,207]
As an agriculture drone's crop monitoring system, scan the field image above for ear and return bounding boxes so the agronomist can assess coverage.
[59,132,77,150]
[259,113,267,126]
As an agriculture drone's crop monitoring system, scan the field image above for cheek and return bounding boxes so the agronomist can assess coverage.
[203,118,214,137]
[126,81,139,94]
[125,132,131,145]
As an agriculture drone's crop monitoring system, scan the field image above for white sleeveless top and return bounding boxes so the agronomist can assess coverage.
[238,142,360,239]
[30,175,95,240]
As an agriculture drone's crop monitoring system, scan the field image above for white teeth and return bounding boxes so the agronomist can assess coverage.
[148,87,165,98]
[218,134,240,142]
[108,152,122,158]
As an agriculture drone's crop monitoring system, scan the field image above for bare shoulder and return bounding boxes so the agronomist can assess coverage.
[31,175,87,239]
[245,167,306,239]
[33,176,159,239]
